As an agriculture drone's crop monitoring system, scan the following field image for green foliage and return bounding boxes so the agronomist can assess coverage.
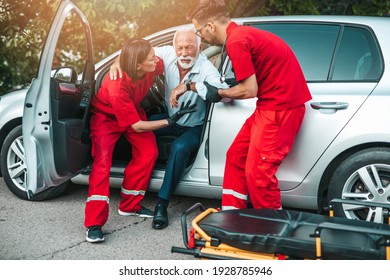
[353,0,390,16]
[0,0,58,94]
[1,0,389,96]
[269,0,319,14]
[269,0,390,15]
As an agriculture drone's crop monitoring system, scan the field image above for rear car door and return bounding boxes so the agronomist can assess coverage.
[23,0,94,198]
[208,21,382,190]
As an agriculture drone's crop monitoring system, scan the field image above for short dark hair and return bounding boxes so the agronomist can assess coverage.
[119,38,152,80]
[187,0,230,24]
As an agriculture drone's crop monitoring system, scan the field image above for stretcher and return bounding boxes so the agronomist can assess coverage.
[171,199,390,260]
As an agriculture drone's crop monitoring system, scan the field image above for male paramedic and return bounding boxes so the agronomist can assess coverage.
[187,0,312,210]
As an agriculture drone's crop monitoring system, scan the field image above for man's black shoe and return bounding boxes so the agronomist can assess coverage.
[152,203,168,230]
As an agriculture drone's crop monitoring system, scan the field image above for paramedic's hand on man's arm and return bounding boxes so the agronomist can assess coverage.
[131,101,197,132]
[167,100,197,125]
[109,56,122,80]
[204,81,222,103]
[218,74,258,100]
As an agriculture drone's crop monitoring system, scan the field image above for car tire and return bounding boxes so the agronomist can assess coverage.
[0,125,69,201]
[328,147,390,223]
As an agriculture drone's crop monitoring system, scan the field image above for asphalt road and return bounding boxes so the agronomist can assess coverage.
[0,178,221,260]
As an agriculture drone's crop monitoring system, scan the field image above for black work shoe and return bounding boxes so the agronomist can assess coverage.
[86,226,104,243]
[152,203,168,230]
[118,206,154,218]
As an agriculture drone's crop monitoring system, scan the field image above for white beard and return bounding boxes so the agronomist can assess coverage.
[177,55,197,69]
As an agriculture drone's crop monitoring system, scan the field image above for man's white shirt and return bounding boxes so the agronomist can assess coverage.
[154,46,228,127]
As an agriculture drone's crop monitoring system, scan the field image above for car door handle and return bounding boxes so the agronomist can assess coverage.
[310,102,349,110]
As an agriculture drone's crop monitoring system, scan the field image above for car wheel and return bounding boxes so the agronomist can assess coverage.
[328,147,390,223]
[0,125,69,201]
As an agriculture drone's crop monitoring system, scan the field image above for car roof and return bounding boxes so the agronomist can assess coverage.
[236,15,390,24]
[142,15,390,44]
[96,15,390,72]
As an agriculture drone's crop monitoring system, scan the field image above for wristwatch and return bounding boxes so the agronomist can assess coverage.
[184,79,192,91]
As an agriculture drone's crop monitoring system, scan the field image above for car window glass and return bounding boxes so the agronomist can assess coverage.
[332,26,382,81]
[252,23,339,82]
[52,10,87,82]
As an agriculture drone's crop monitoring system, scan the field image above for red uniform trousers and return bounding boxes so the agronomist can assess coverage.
[221,104,305,210]
[84,112,158,228]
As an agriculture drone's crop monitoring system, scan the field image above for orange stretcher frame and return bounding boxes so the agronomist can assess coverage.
[171,199,390,260]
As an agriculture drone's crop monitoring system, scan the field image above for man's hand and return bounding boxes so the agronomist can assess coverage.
[204,81,222,103]
[167,100,197,125]
[169,83,187,108]
[109,57,122,80]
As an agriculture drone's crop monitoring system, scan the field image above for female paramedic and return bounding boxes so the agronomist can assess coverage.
[84,38,196,243]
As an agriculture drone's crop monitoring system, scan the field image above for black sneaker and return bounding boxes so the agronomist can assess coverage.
[86,226,104,243]
[118,206,154,218]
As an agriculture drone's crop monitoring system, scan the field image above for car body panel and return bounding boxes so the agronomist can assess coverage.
[0,89,25,132]
[208,82,377,187]
[0,89,26,177]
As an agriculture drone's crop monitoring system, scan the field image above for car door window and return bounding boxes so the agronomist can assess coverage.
[52,13,87,75]
[252,23,340,82]
[51,12,87,120]
[332,26,382,81]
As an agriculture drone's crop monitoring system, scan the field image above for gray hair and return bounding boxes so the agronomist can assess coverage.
[173,26,201,48]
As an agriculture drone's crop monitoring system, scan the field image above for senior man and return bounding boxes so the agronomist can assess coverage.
[110,26,228,229]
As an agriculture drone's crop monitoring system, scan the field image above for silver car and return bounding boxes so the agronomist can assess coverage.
[1,0,390,223]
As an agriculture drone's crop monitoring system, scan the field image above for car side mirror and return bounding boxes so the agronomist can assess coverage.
[51,67,78,83]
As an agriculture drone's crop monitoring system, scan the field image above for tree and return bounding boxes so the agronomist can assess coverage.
[1,0,389,96]
[0,0,58,94]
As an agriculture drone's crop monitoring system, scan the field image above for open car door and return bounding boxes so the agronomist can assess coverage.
[23,0,94,199]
